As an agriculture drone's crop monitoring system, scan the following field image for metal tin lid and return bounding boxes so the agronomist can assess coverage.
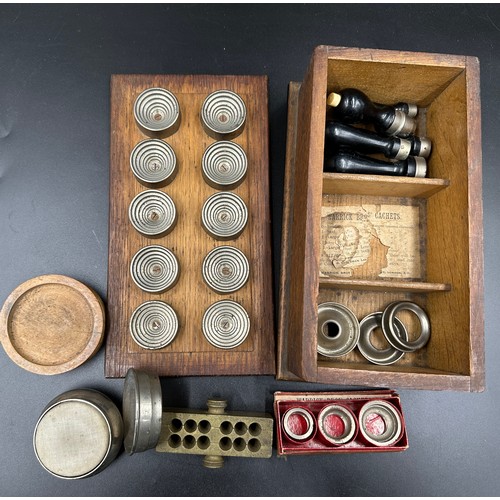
[201,141,248,190]
[130,139,177,186]
[123,368,163,455]
[317,302,360,357]
[130,245,179,293]
[358,400,403,447]
[202,246,249,294]
[129,190,177,237]
[129,300,179,350]
[202,300,250,349]
[133,87,180,133]
[200,90,246,138]
[201,192,248,240]
[33,389,123,479]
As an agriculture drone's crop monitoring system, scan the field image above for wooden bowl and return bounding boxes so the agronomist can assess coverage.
[0,274,105,375]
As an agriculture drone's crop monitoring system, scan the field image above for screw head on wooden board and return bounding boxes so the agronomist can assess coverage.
[201,192,248,240]
[200,89,246,139]
[202,246,250,294]
[202,300,250,349]
[0,274,105,375]
[128,190,177,237]
[122,368,163,455]
[130,245,180,293]
[130,139,177,187]
[134,87,180,135]
[201,141,248,190]
[129,301,179,350]
[317,302,360,358]
[33,389,123,479]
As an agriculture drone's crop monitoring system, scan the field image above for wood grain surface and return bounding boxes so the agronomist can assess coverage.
[0,274,105,375]
[105,75,275,378]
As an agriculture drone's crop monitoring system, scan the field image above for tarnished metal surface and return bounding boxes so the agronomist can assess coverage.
[134,87,180,133]
[130,245,179,293]
[201,192,248,240]
[200,89,246,138]
[202,246,249,294]
[130,138,177,186]
[202,300,250,349]
[358,400,403,447]
[382,301,431,352]
[33,390,123,479]
[129,300,179,350]
[129,190,177,237]
[358,312,408,365]
[201,141,247,189]
[122,368,163,455]
[317,302,360,357]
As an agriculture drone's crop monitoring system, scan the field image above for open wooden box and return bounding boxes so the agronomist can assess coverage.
[278,46,484,391]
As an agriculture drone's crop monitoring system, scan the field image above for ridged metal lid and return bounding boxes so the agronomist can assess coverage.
[201,90,246,136]
[130,139,177,186]
[129,190,177,237]
[201,141,247,189]
[202,246,249,294]
[201,192,248,240]
[133,87,180,133]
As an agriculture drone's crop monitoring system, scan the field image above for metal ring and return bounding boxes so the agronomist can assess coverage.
[128,190,177,237]
[317,302,360,357]
[202,300,250,349]
[130,139,177,186]
[130,245,179,293]
[358,312,408,365]
[201,192,248,240]
[317,404,357,446]
[358,400,403,447]
[282,407,315,442]
[381,301,431,352]
[202,246,249,294]
[129,301,179,350]
[122,368,163,455]
[201,141,248,190]
[201,90,246,138]
[133,87,180,133]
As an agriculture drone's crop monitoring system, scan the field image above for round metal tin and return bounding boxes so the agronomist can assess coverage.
[201,192,248,240]
[201,141,247,190]
[133,87,180,134]
[129,300,179,350]
[33,389,123,479]
[202,246,249,294]
[130,245,179,293]
[282,407,316,442]
[358,400,403,447]
[318,404,357,446]
[128,190,177,237]
[130,139,177,186]
[122,368,163,455]
[381,301,431,352]
[200,90,246,139]
[317,302,360,358]
[358,312,408,365]
[202,300,250,349]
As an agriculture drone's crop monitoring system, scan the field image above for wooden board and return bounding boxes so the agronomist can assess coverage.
[105,75,275,378]
[0,274,105,375]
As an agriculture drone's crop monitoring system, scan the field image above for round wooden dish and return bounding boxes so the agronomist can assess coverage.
[0,275,105,375]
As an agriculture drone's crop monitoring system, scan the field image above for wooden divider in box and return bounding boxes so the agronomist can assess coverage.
[278,46,484,391]
[106,75,275,378]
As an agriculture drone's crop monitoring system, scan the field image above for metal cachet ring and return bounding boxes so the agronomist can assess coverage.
[128,190,177,237]
[381,301,431,353]
[133,87,180,134]
[201,90,246,139]
[201,141,248,190]
[282,407,315,442]
[358,312,408,365]
[201,192,248,240]
[318,404,357,446]
[130,139,177,186]
[202,246,249,294]
[317,302,360,358]
[358,400,403,447]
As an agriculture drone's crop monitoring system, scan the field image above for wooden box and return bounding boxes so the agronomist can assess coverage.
[278,46,484,391]
[105,75,275,378]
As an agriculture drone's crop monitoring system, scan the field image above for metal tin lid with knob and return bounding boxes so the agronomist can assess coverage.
[33,389,123,479]
[122,368,163,455]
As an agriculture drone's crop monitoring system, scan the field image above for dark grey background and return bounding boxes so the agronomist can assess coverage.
[0,4,499,496]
